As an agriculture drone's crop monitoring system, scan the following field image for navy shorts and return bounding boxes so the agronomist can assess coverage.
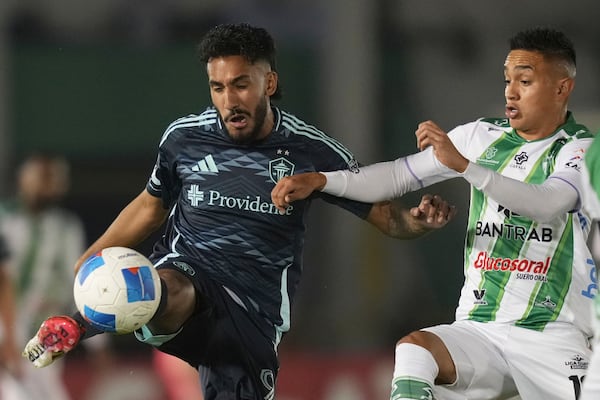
[152,256,279,400]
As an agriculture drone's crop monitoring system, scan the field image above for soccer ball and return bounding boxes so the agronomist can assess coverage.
[73,247,161,334]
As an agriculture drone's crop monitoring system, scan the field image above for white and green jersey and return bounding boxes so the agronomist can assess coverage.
[447,114,595,335]
[322,113,596,336]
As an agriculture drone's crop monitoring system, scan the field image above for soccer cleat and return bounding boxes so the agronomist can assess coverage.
[22,316,84,368]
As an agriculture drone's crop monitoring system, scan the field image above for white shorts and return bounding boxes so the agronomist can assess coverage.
[423,320,591,400]
[580,335,600,399]
[580,303,600,400]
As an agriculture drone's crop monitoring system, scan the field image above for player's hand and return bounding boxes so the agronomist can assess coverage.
[271,172,327,212]
[22,316,83,368]
[416,120,469,173]
[410,193,457,229]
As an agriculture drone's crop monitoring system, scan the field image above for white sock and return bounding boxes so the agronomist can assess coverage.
[390,343,439,400]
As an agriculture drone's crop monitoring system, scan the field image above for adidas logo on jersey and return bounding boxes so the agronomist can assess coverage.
[192,154,218,173]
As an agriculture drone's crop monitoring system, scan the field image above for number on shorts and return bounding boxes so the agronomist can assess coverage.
[568,375,585,399]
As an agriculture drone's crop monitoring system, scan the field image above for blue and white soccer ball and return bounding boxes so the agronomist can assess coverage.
[73,246,161,334]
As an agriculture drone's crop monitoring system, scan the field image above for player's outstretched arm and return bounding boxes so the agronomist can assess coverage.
[417,120,589,222]
[366,194,457,239]
[75,189,168,272]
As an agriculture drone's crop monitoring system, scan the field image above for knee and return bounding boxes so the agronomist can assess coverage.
[151,269,196,332]
[397,330,456,384]
[397,330,432,349]
[159,269,195,300]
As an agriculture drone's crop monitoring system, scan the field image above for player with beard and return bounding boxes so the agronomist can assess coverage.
[22,23,456,399]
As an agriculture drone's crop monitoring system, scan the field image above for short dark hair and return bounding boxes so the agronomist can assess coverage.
[509,27,576,76]
[198,23,282,99]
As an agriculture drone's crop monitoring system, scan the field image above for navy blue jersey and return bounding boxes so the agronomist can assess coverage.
[146,106,372,334]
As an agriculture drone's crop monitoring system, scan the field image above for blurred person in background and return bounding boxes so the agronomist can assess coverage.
[272,27,594,400]
[23,23,456,399]
[0,234,18,371]
[0,233,28,398]
[0,153,107,400]
[580,133,600,399]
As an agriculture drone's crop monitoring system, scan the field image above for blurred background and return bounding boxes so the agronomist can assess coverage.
[0,1,599,399]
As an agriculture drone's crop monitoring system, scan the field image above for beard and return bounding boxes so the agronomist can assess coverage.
[224,96,269,145]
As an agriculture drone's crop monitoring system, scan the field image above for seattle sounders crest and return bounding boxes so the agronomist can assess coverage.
[269,157,295,183]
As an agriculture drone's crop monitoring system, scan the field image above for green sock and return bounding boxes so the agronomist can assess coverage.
[390,377,435,400]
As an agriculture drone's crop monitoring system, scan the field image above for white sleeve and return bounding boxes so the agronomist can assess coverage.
[463,136,593,222]
[321,146,460,202]
[462,163,578,223]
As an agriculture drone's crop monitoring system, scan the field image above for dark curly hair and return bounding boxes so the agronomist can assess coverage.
[198,23,282,99]
[510,27,576,77]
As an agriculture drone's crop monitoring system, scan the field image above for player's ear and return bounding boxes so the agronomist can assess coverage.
[265,71,278,97]
[557,77,574,97]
